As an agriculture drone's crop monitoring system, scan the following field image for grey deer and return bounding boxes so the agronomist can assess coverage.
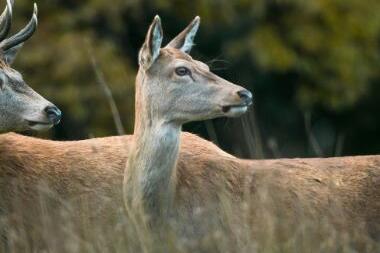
[0,0,61,132]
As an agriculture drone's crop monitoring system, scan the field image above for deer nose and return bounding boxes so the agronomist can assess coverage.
[237,90,253,106]
[45,106,62,125]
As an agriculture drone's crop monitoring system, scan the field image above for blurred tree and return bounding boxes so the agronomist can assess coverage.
[10,0,380,157]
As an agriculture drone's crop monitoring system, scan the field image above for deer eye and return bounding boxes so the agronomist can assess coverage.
[0,75,6,90]
[175,67,191,76]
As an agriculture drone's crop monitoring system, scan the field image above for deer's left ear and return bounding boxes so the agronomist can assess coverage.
[2,43,23,65]
[166,16,200,54]
[139,15,163,70]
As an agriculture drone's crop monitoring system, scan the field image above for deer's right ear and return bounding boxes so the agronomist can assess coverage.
[3,43,22,65]
[138,15,163,70]
[166,16,200,54]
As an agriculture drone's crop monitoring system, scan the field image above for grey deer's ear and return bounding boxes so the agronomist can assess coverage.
[166,16,200,54]
[138,15,163,70]
[3,43,22,65]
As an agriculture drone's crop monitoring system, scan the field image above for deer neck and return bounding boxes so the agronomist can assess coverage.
[125,72,181,217]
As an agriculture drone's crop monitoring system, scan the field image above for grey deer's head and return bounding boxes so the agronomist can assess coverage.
[0,0,61,132]
[136,16,252,125]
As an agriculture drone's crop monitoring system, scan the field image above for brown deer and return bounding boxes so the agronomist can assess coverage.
[0,132,379,242]
[0,15,379,249]
[0,0,61,132]
[122,15,380,236]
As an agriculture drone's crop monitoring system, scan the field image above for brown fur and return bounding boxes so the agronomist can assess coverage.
[0,132,379,238]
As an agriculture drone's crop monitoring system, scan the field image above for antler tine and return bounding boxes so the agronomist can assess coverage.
[0,2,37,51]
[0,0,13,42]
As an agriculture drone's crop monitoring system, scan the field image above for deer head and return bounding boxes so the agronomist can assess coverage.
[0,0,61,132]
[136,16,252,127]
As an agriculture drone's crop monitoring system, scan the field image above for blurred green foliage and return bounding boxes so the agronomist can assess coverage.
[10,0,380,157]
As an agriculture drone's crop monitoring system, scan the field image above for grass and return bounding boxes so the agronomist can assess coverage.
[0,178,378,253]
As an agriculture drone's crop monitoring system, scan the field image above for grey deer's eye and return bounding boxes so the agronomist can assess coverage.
[0,74,6,90]
[175,67,191,76]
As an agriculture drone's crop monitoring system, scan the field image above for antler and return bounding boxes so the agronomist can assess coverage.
[0,0,13,42]
[0,2,38,51]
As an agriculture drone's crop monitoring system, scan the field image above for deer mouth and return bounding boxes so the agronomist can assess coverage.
[222,104,246,112]
[222,101,252,114]
[26,120,53,131]
[223,105,247,114]
[221,100,252,117]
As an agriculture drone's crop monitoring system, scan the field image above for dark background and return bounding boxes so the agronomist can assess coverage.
[11,0,380,159]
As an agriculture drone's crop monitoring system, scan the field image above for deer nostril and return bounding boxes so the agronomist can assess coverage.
[237,90,253,106]
[44,106,62,125]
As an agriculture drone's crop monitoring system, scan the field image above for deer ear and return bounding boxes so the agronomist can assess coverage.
[138,15,163,70]
[166,16,200,54]
[2,43,23,65]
